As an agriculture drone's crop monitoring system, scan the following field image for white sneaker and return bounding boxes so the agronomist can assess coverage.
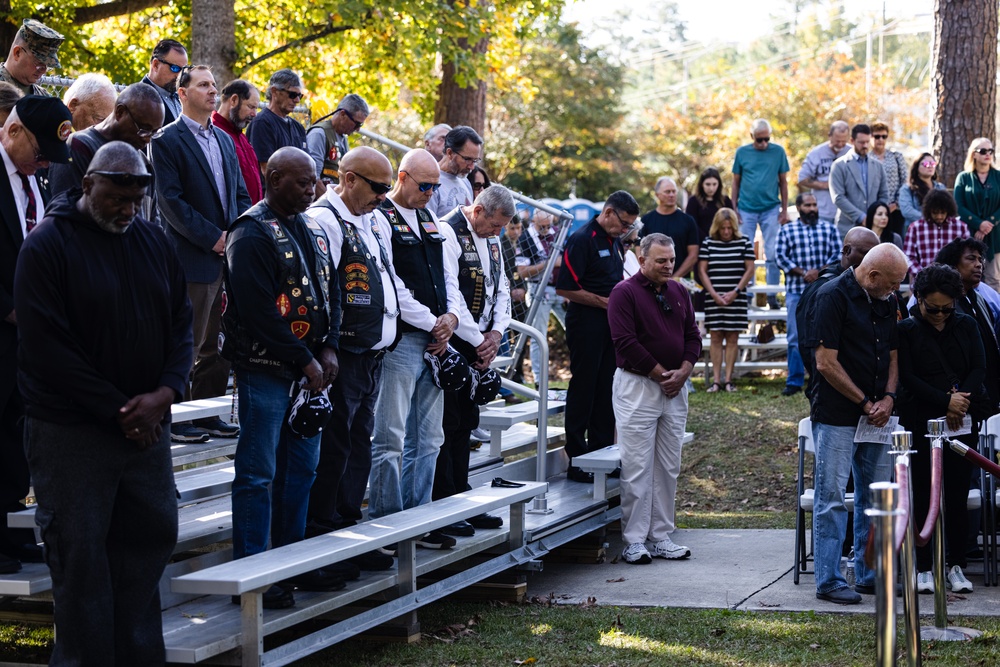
[649,536,691,560]
[916,571,934,594]
[946,565,973,593]
[622,542,652,564]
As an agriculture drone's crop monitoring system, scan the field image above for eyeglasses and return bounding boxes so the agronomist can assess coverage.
[976,148,995,156]
[25,131,45,163]
[455,152,481,164]
[919,159,937,168]
[920,300,956,316]
[338,108,364,130]
[122,105,157,139]
[155,56,186,74]
[753,136,771,144]
[472,182,490,193]
[622,239,637,248]
[89,171,153,188]
[399,171,440,192]
[610,209,635,230]
[872,134,889,140]
[654,292,673,314]
[350,171,392,195]
[276,88,303,101]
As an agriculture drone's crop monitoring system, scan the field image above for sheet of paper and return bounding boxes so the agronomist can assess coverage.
[943,414,972,437]
[854,416,900,445]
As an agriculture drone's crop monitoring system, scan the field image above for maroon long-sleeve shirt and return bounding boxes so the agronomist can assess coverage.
[607,273,702,375]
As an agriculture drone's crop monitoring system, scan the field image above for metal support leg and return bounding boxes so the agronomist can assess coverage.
[891,431,921,667]
[868,482,899,667]
[509,501,526,550]
[240,590,264,667]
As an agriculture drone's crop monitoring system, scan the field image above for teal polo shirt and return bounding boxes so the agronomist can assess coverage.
[732,142,789,213]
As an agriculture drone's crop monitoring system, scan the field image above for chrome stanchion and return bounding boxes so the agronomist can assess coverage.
[920,419,982,641]
[867,481,901,667]
[891,430,921,667]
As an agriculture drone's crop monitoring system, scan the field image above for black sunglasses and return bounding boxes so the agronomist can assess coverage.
[155,56,185,74]
[872,134,889,140]
[399,171,441,192]
[472,182,490,192]
[277,88,303,101]
[921,300,955,316]
[338,108,364,130]
[351,171,391,195]
[754,136,771,144]
[655,292,673,314]
[976,148,995,156]
[89,171,153,188]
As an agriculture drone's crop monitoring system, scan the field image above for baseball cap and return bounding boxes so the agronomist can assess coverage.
[423,346,471,391]
[287,385,333,439]
[469,366,502,406]
[18,19,64,69]
[15,96,73,163]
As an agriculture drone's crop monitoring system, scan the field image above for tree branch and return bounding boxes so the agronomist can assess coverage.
[239,21,357,72]
[74,0,169,25]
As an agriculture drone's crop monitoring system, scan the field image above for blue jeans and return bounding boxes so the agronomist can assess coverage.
[784,291,804,387]
[739,205,781,286]
[812,422,892,594]
[528,285,556,384]
[369,332,444,519]
[231,368,321,559]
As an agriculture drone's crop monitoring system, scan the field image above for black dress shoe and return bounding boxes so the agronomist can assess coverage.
[193,417,241,438]
[781,385,802,397]
[286,568,347,592]
[232,584,295,609]
[322,561,361,581]
[468,513,503,529]
[816,588,861,605]
[566,466,595,483]
[0,552,21,575]
[349,550,394,571]
[440,520,475,537]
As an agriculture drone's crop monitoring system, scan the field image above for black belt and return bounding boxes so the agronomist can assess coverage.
[622,368,647,377]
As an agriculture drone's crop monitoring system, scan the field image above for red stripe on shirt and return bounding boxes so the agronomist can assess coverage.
[563,248,581,287]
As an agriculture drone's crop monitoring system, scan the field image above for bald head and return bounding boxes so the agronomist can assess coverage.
[337,146,393,216]
[265,147,316,217]
[841,226,880,270]
[398,148,438,175]
[393,148,440,210]
[266,146,314,180]
[340,146,392,180]
[856,242,909,299]
[88,141,147,175]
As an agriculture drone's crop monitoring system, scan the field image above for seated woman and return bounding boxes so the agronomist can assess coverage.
[697,208,754,392]
[898,264,987,595]
[863,201,903,249]
[903,189,969,278]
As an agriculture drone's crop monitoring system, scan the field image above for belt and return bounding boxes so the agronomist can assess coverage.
[622,368,647,378]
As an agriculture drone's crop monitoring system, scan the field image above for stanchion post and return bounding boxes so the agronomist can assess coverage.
[891,430,921,667]
[867,481,900,667]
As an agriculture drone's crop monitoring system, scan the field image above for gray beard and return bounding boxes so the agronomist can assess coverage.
[88,201,131,235]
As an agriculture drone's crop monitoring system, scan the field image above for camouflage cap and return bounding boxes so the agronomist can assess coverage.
[18,19,64,69]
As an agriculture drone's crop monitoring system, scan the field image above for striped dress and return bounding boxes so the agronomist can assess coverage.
[699,236,754,331]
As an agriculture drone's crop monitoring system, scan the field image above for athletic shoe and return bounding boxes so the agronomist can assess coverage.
[377,543,397,557]
[416,531,456,550]
[170,423,210,443]
[470,427,491,443]
[193,417,240,438]
[917,571,934,594]
[946,565,973,593]
[649,537,691,560]
[622,542,652,564]
[468,513,503,529]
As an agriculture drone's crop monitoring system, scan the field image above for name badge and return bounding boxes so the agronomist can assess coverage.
[598,249,611,258]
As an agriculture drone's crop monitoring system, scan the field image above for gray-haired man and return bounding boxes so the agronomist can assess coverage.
[247,68,307,174]
[306,93,370,196]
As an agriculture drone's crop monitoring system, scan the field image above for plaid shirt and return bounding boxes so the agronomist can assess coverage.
[775,219,841,294]
[903,217,970,275]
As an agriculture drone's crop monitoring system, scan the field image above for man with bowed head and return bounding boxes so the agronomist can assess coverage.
[15,141,192,664]
[223,147,343,609]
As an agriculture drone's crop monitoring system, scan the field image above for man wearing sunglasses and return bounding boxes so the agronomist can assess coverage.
[0,95,74,575]
[0,19,64,97]
[306,93,369,197]
[14,141,192,663]
[139,39,188,125]
[428,125,483,218]
[152,65,252,444]
[49,83,165,199]
[829,123,888,240]
[248,69,308,177]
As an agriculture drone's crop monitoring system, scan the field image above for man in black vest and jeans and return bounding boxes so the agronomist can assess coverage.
[368,148,464,550]
[223,147,342,609]
[434,184,515,536]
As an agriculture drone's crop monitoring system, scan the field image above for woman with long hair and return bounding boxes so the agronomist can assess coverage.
[955,137,1000,290]
[863,201,902,249]
[899,152,946,237]
[685,167,733,242]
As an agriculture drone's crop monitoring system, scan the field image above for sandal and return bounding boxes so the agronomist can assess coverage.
[706,382,721,393]
[725,382,737,392]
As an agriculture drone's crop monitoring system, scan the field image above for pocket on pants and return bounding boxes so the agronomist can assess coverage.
[33,507,60,574]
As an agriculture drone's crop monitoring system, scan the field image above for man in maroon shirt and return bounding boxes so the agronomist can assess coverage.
[608,233,702,564]
[213,79,263,204]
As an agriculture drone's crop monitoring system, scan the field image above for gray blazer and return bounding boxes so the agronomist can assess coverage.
[829,149,888,236]
[151,117,252,284]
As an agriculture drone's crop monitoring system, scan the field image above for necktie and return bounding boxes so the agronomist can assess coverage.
[18,172,36,233]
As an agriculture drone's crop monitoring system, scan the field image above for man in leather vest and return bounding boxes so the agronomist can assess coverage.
[305,93,369,199]
[435,184,515,537]
[222,147,343,609]
[304,146,409,569]
[368,148,464,551]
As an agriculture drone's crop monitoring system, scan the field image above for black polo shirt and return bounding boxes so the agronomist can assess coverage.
[246,108,307,166]
[809,267,898,427]
[555,218,624,305]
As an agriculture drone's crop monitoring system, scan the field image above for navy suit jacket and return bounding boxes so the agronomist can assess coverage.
[151,117,252,284]
[0,167,24,405]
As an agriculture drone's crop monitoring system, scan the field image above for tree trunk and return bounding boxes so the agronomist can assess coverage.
[932,0,998,185]
[191,0,236,85]
[434,4,488,135]
[1,2,18,56]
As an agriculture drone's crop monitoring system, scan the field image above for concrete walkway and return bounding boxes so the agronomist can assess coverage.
[525,529,1000,618]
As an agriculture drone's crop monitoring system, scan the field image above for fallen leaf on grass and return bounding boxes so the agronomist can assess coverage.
[514,658,537,665]
[809,643,821,649]
[606,577,627,583]
[710,627,725,637]
[579,596,598,608]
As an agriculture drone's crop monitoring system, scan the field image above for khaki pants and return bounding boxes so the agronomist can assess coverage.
[612,369,688,545]
[985,254,1000,292]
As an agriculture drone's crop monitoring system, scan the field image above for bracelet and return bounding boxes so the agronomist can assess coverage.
[884,392,896,401]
